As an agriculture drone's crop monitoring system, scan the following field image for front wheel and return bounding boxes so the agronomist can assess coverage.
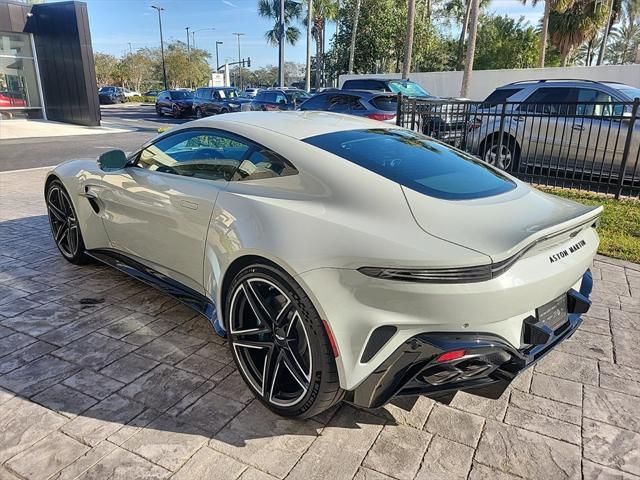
[156,105,164,117]
[195,108,204,119]
[46,180,91,265]
[226,264,343,418]
[481,134,520,172]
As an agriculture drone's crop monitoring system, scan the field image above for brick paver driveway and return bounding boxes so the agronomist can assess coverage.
[1,168,639,480]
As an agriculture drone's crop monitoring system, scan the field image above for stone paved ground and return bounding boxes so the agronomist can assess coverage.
[1,168,639,480]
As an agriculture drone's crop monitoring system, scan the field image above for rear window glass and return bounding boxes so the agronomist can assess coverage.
[370,96,397,111]
[170,91,193,100]
[303,129,515,200]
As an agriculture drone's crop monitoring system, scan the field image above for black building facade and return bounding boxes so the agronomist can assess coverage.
[0,0,100,126]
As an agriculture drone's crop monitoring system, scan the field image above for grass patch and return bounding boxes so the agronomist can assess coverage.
[538,187,640,264]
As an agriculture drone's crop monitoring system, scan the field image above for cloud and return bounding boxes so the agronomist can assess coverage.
[222,0,238,7]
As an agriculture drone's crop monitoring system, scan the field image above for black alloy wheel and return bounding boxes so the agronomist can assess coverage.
[227,264,343,418]
[195,108,204,119]
[172,105,181,118]
[46,180,90,264]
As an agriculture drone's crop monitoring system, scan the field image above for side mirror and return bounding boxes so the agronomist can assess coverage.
[98,149,128,170]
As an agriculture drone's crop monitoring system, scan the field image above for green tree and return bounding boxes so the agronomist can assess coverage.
[118,49,156,92]
[473,15,541,69]
[164,41,211,88]
[93,53,118,86]
[548,0,609,65]
[258,0,304,45]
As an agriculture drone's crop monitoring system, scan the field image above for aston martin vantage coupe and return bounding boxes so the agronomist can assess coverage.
[45,111,601,418]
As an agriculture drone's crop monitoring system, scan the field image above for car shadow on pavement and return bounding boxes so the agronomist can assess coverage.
[0,215,413,456]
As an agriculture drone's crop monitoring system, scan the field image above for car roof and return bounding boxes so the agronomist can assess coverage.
[186,111,399,140]
[498,79,620,89]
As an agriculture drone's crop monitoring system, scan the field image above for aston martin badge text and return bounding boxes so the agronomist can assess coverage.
[549,239,587,263]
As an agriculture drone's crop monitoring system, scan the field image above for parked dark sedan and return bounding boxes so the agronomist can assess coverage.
[98,86,125,104]
[155,90,194,118]
[298,90,397,122]
[250,88,310,111]
[192,87,251,118]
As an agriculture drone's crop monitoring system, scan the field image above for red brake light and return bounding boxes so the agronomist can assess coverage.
[322,319,339,358]
[366,113,395,121]
[435,349,466,363]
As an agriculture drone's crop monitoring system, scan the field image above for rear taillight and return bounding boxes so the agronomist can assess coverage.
[435,349,466,363]
[367,113,396,121]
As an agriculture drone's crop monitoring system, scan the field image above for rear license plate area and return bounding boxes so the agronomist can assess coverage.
[537,294,568,331]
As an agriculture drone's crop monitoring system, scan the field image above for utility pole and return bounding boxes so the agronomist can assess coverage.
[305,0,313,91]
[151,5,168,90]
[215,41,223,71]
[278,0,285,87]
[128,42,132,54]
[186,27,191,56]
[233,33,245,89]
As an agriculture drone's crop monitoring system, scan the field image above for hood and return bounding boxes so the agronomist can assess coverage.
[403,183,602,262]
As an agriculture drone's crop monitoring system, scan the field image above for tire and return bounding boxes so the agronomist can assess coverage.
[480,134,520,172]
[172,105,181,118]
[195,108,204,119]
[156,105,164,117]
[226,263,343,418]
[221,108,229,115]
[45,180,91,265]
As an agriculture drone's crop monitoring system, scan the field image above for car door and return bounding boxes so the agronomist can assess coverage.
[515,87,577,169]
[98,128,252,294]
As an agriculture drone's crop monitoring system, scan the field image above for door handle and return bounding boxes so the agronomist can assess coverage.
[180,200,199,210]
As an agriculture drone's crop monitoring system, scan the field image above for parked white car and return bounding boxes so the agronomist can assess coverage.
[45,111,601,418]
[122,88,142,98]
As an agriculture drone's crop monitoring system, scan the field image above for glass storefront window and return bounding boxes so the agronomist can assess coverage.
[0,32,42,116]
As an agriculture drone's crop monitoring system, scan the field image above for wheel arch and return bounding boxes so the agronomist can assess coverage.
[478,131,521,167]
[217,253,327,334]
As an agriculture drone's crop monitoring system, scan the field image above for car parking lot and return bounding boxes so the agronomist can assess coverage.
[0,167,639,480]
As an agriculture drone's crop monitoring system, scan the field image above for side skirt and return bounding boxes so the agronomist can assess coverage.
[86,249,220,328]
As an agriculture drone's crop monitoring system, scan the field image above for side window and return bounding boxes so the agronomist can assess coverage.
[519,87,577,115]
[299,94,330,110]
[275,93,287,104]
[577,89,617,116]
[135,129,251,181]
[264,92,277,103]
[232,148,298,181]
[328,95,351,113]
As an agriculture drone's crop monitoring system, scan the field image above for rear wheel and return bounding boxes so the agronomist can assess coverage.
[46,180,90,265]
[226,264,343,418]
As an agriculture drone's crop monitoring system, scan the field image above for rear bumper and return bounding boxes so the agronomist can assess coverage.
[346,270,592,409]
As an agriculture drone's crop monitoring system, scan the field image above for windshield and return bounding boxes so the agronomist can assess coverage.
[99,87,115,92]
[387,81,431,97]
[303,129,515,200]
[286,90,311,102]
[170,91,193,100]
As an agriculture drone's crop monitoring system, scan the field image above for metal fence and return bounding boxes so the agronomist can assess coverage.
[396,94,640,198]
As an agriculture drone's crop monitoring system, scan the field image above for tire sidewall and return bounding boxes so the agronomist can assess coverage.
[225,263,335,418]
[46,180,89,264]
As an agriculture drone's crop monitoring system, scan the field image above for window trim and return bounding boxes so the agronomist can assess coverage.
[127,127,298,182]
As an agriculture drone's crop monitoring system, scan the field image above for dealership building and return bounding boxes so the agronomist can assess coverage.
[0,0,99,125]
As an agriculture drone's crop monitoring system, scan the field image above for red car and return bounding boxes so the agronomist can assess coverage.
[0,91,27,107]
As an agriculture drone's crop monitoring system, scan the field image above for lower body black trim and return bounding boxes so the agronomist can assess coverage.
[87,249,218,323]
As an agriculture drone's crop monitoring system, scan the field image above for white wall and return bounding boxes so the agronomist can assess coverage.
[339,64,640,100]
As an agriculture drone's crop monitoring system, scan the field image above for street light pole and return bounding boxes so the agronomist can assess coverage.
[186,27,191,56]
[305,0,312,91]
[233,33,245,89]
[151,5,168,90]
[215,41,223,70]
[278,0,285,87]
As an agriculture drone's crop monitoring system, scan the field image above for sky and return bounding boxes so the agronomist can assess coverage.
[85,0,545,69]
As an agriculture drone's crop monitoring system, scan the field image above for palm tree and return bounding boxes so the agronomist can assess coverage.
[548,0,609,66]
[402,0,416,78]
[309,0,337,88]
[444,0,490,69]
[258,0,304,46]
[348,0,362,74]
[460,0,479,97]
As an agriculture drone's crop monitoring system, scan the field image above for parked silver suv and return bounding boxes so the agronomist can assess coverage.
[466,79,640,179]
